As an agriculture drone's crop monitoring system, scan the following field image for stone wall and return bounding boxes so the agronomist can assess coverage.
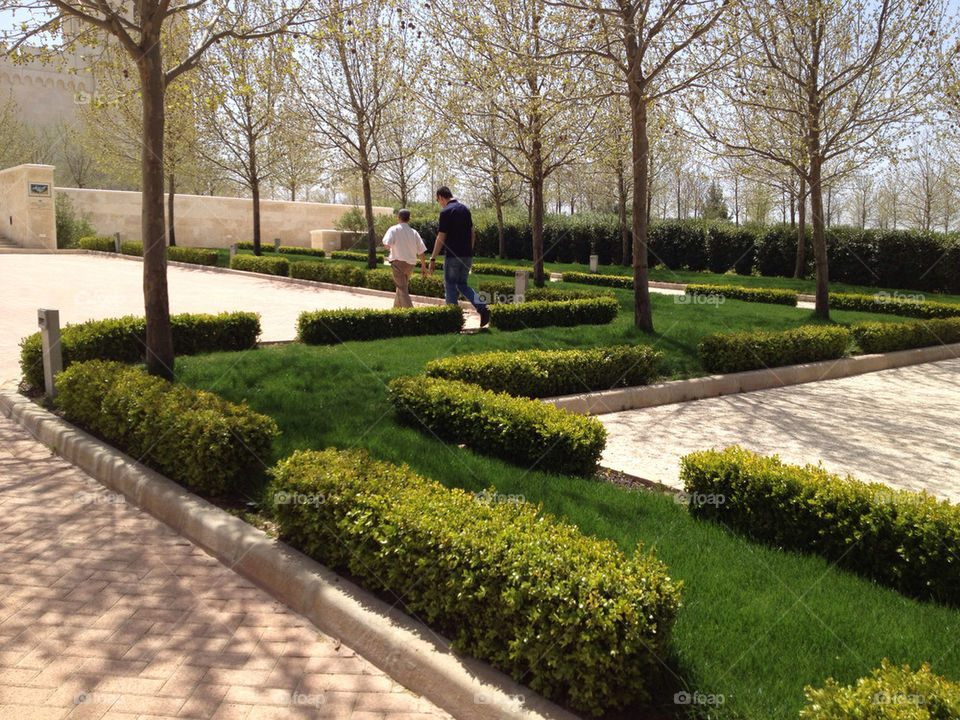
[0,165,56,249]
[55,187,392,249]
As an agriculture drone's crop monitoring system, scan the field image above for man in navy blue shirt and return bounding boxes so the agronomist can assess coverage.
[427,186,490,327]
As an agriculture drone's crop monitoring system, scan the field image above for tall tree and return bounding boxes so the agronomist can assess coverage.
[697,0,946,317]
[1,0,311,377]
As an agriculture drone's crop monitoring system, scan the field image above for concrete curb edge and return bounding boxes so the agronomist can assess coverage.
[546,343,960,415]
[0,391,579,720]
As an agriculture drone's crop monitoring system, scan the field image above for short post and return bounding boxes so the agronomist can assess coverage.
[514,269,529,303]
[37,309,63,400]
[229,243,237,260]
[273,237,281,251]
[113,232,121,253]
[589,254,599,273]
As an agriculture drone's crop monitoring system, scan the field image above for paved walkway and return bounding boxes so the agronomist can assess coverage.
[0,253,479,390]
[600,357,960,502]
[0,412,450,719]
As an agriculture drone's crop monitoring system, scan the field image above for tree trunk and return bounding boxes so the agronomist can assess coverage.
[167,171,176,247]
[139,41,174,379]
[531,159,546,287]
[494,184,505,259]
[250,143,262,256]
[617,160,629,266]
[361,168,377,270]
[630,85,653,331]
[794,177,806,279]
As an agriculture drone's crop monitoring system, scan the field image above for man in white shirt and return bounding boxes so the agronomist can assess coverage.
[381,208,427,308]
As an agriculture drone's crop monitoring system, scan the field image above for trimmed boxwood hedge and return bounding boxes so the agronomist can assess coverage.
[697,325,849,373]
[830,292,960,319]
[79,236,115,252]
[235,241,276,251]
[852,317,960,354]
[388,375,607,475]
[297,305,463,345]
[681,446,960,605]
[230,254,289,276]
[471,262,533,276]
[489,296,620,331]
[800,660,960,719]
[277,246,324,257]
[561,271,633,289]
[686,283,798,306]
[476,281,614,304]
[56,360,277,496]
[329,250,386,261]
[120,241,143,256]
[290,260,365,286]
[269,447,680,714]
[167,246,219,266]
[424,345,663,398]
[20,312,261,391]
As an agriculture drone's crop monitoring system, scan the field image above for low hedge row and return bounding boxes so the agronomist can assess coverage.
[388,376,607,475]
[230,254,289,276]
[852,317,960,354]
[680,446,960,605]
[269,448,680,714]
[278,246,324,257]
[289,261,446,298]
[120,241,143,256]
[830,292,960,319]
[330,250,386,261]
[476,281,613,304]
[167,247,219,265]
[489,296,620,331]
[424,345,663,398]
[79,236,115,252]
[561,271,633,289]
[20,312,261,391]
[801,660,960,719]
[297,305,463,344]
[686,283,798,306]
[471,262,533,276]
[697,325,849,373]
[57,360,277,496]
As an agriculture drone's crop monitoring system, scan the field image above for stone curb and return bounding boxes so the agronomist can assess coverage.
[546,342,960,416]
[79,249,476,311]
[0,391,579,720]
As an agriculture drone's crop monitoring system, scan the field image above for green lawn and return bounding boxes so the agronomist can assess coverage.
[213,247,960,305]
[175,296,959,719]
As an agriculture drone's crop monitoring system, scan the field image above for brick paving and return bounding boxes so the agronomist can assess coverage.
[0,413,451,720]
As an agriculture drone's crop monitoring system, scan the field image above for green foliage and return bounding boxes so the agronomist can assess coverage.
[269,447,680,714]
[477,281,616,304]
[333,206,365,232]
[55,196,97,249]
[831,292,960,320]
[78,236,116,252]
[801,659,960,719]
[424,345,663,398]
[681,447,960,605]
[329,250,386,261]
[120,241,143,256]
[755,224,811,277]
[697,325,850,373]
[706,223,756,275]
[230,254,289,276]
[167,247,219,266]
[648,220,709,270]
[852,318,960,354]
[297,305,463,345]
[489,296,620,331]
[686,283,798,306]
[471,262,533,276]
[561,271,633,289]
[234,241,275,251]
[388,376,608,476]
[20,312,261,391]
[56,360,277,496]
[277,246,325,257]
[290,260,366,286]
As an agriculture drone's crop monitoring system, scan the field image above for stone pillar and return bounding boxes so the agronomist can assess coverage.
[311,230,343,254]
[589,254,599,273]
[37,308,63,400]
[274,237,281,251]
[514,270,529,303]
[114,232,121,253]
[229,243,237,260]
[0,164,56,249]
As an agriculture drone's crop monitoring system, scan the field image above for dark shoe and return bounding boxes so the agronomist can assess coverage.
[479,306,490,328]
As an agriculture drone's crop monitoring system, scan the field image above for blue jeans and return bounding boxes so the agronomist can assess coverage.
[443,255,487,311]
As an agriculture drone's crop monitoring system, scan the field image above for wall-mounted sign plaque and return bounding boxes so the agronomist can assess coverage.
[29,182,51,198]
